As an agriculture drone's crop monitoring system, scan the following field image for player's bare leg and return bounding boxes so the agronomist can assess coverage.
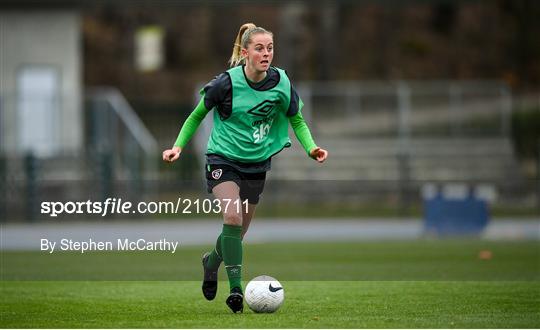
[241,203,257,240]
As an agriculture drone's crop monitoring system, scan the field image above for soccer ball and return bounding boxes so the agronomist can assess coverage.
[245,275,284,313]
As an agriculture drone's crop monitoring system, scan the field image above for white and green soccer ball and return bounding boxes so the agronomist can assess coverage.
[245,275,284,313]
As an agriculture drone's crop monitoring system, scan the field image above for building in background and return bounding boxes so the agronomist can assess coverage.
[0,10,82,157]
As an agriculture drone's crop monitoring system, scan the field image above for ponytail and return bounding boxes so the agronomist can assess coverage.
[229,23,273,67]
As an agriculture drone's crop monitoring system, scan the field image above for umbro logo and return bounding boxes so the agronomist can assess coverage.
[269,283,283,292]
[247,100,279,117]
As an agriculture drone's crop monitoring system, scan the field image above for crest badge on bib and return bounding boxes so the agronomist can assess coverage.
[211,169,223,180]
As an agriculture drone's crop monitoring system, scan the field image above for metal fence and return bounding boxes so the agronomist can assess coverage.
[85,87,159,182]
[1,81,536,222]
[1,88,161,221]
[267,80,534,211]
[296,80,512,139]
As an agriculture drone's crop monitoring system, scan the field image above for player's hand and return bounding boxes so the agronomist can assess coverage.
[309,147,328,163]
[162,146,182,163]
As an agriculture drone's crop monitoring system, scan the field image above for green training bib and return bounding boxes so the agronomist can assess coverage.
[206,66,292,163]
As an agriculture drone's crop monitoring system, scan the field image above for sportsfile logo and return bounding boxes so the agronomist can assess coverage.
[40,197,249,217]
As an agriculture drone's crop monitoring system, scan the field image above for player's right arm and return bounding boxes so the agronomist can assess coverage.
[162,97,210,163]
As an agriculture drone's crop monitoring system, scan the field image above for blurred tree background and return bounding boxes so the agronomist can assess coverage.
[79,0,540,148]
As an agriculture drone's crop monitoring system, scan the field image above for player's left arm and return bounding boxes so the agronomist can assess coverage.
[289,112,328,163]
[287,86,328,163]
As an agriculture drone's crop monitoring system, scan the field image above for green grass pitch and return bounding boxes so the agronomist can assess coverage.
[1,240,539,328]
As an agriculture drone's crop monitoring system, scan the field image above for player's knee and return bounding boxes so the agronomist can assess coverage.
[223,211,242,226]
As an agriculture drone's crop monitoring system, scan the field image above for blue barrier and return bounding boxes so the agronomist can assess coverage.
[423,187,490,236]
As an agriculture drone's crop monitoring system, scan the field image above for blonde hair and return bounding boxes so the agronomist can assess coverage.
[229,23,273,67]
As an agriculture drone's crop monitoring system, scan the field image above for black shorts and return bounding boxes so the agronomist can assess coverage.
[206,164,267,204]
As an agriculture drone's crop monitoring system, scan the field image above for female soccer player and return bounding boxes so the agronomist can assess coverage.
[162,23,328,313]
